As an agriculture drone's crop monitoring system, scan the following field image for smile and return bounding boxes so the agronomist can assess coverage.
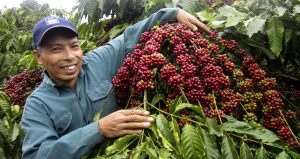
[61,65,76,70]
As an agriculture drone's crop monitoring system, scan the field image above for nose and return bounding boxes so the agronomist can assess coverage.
[63,47,75,61]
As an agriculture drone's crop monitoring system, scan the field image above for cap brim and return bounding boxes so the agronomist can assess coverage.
[37,25,78,47]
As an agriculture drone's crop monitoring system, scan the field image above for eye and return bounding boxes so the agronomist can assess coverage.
[72,44,80,50]
[52,47,60,52]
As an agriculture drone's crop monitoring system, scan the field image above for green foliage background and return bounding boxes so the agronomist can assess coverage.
[0,0,299,158]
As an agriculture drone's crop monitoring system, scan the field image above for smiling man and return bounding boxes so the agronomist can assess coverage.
[34,27,82,90]
[21,8,211,159]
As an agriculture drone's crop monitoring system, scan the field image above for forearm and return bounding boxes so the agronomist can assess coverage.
[85,8,179,79]
[123,8,179,53]
[22,119,104,159]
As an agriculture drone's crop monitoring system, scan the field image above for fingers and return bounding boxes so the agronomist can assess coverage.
[188,16,213,34]
[176,9,213,34]
[98,109,154,138]
[121,129,143,135]
[122,114,154,123]
[118,109,150,116]
[119,122,152,129]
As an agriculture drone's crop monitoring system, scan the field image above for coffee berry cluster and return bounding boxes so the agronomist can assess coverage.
[5,69,43,108]
[112,23,299,149]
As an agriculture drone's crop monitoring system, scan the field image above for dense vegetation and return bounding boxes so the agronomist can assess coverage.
[0,0,299,158]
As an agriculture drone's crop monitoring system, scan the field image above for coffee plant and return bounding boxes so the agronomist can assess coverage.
[0,91,23,159]
[89,23,300,158]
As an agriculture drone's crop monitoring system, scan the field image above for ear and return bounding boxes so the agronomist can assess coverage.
[33,50,43,65]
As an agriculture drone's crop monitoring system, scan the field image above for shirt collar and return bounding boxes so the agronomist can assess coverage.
[42,61,87,88]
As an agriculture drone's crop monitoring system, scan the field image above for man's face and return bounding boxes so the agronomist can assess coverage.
[34,30,83,86]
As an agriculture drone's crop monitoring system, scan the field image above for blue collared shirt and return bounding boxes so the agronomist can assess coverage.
[21,8,179,159]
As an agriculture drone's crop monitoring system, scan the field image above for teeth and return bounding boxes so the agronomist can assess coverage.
[68,65,75,70]
[63,65,75,70]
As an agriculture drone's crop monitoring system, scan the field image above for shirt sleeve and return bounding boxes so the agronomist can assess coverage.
[21,98,105,159]
[84,8,179,80]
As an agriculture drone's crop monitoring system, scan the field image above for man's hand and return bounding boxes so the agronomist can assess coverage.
[98,109,154,138]
[176,9,213,34]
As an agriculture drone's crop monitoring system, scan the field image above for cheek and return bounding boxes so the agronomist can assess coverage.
[40,55,60,68]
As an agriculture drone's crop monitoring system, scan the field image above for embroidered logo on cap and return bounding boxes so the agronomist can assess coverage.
[45,17,59,25]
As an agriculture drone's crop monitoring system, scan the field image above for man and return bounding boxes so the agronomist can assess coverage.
[21,8,211,159]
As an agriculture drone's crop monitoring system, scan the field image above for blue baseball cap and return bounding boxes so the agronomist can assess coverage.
[32,16,78,48]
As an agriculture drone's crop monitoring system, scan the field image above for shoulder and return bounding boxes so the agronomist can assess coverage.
[23,82,53,116]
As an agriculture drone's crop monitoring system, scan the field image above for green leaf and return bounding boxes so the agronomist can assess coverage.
[275,7,286,16]
[105,134,137,155]
[0,147,6,159]
[294,4,300,14]
[276,151,291,159]
[174,103,193,113]
[254,146,268,159]
[223,116,252,130]
[174,103,205,118]
[169,97,181,114]
[6,39,14,50]
[170,117,180,147]
[149,117,159,141]
[287,150,300,159]
[10,123,20,142]
[190,105,206,118]
[206,118,223,137]
[285,29,293,45]
[211,20,225,28]
[0,92,12,118]
[150,94,165,106]
[145,145,158,159]
[196,10,214,22]
[108,23,128,39]
[266,18,284,58]
[0,120,9,138]
[218,5,246,17]
[11,105,20,116]
[223,116,279,143]
[18,54,31,66]
[102,149,130,159]
[240,141,253,159]
[245,16,266,37]
[179,0,197,12]
[116,0,129,18]
[201,127,221,159]
[157,148,170,159]
[225,15,247,28]
[131,142,146,159]
[181,124,205,159]
[156,114,176,151]
[244,39,276,59]
[221,135,239,159]
[0,146,6,159]
[250,127,280,143]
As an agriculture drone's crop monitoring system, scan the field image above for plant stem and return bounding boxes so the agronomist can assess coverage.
[125,92,133,109]
[143,90,147,110]
[106,136,139,159]
[180,87,190,103]
[240,103,249,114]
[211,91,223,124]
[146,101,204,126]
[279,110,300,146]
[140,90,148,144]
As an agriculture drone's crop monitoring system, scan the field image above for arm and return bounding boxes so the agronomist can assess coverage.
[84,8,177,79]
[21,98,104,159]
[84,8,211,80]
